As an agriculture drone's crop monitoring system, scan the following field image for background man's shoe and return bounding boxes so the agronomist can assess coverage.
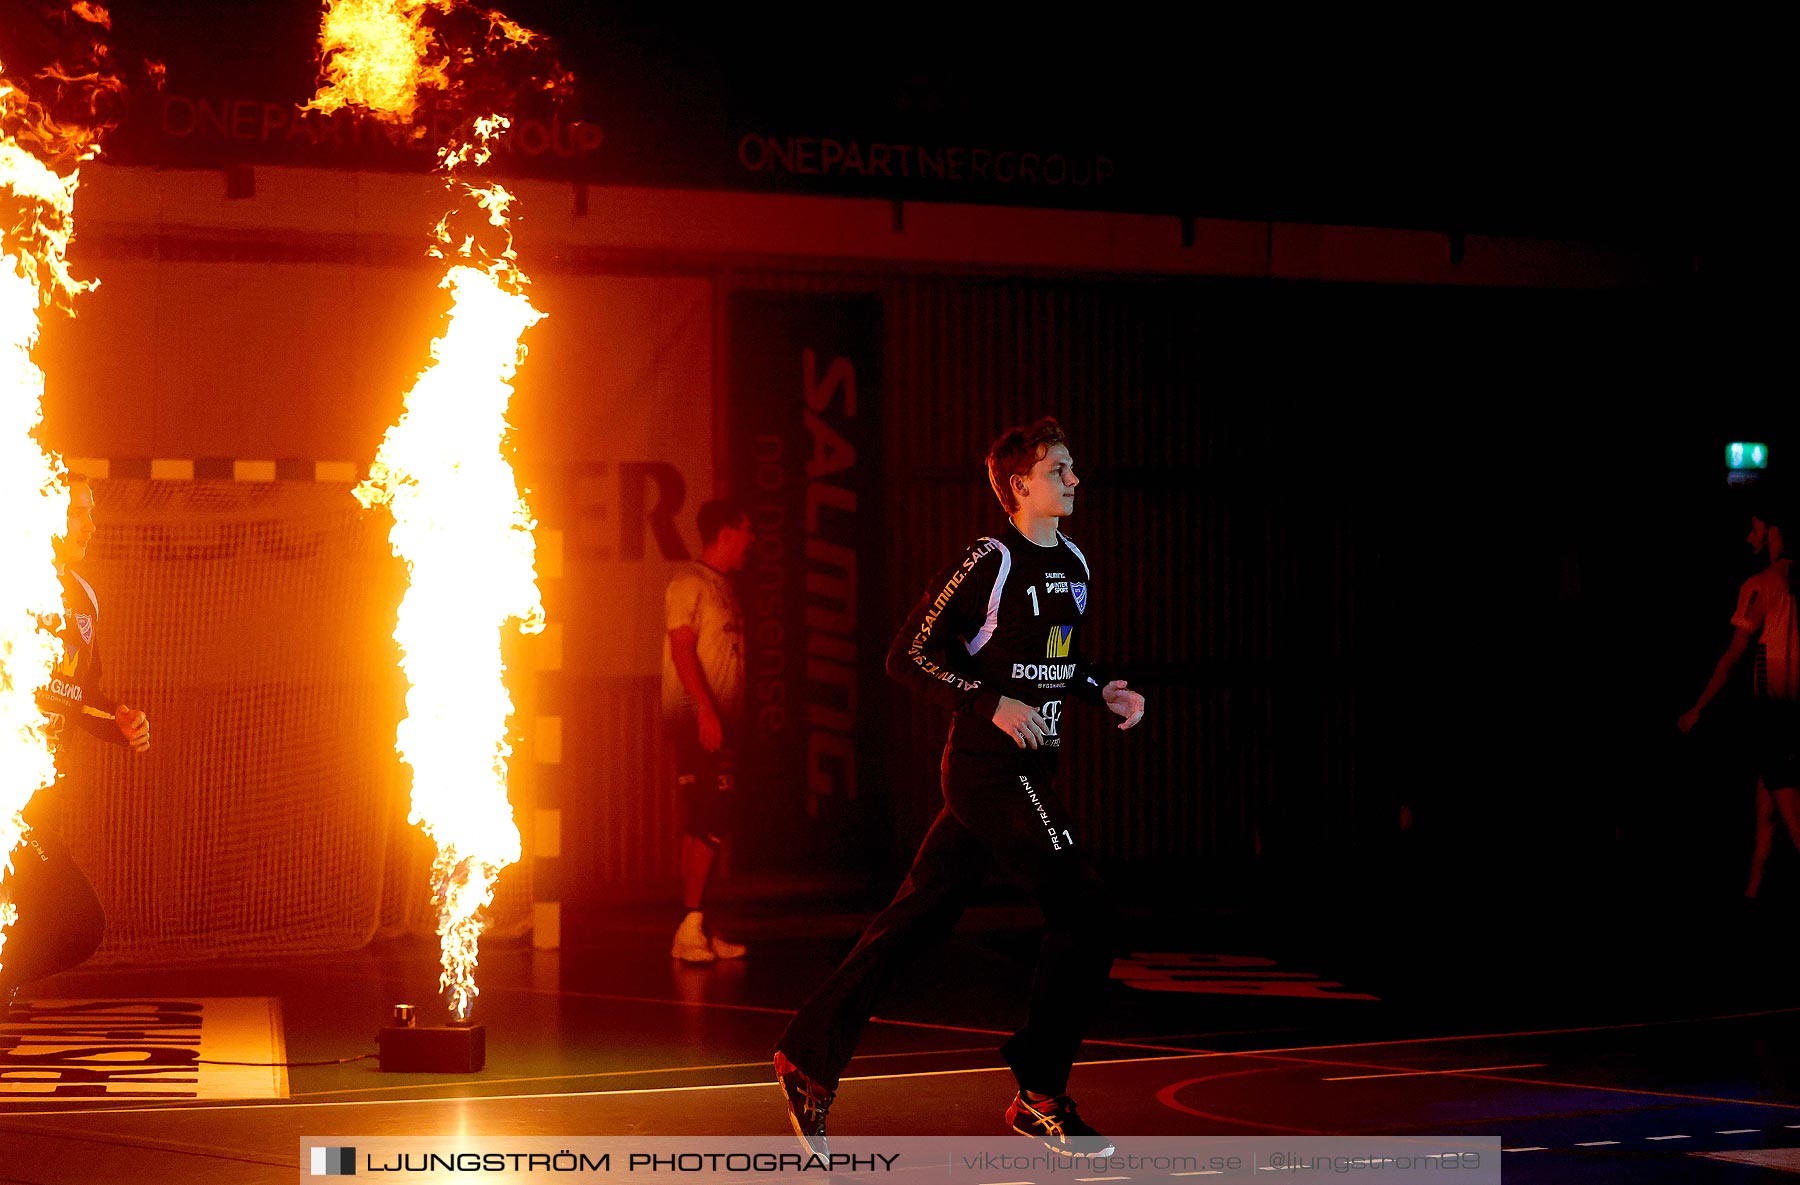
[671,912,715,962]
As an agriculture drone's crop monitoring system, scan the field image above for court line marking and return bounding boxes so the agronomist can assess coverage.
[10,1035,1796,1123]
[295,963,1800,1061]
[288,1046,1001,1099]
[8,1004,1799,1123]
[535,994,1800,1065]
[1151,1042,1800,1134]
[0,1061,1024,1117]
[1393,1069,1800,1115]
[0,1122,296,1171]
[817,1014,1211,1056]
[1106,1029,1300,1043]
[1323,1063,1545,1082]
[288,970,1219,1056]
[995,1003,1800,1081]
[1155,1067,1325,1134]
[1238,1005,1800,1056]
[46,968,1800,1063]
[1507,1127,1786,1155]
[1155,1053,1800,1129]
[1461,1124,1781,1154]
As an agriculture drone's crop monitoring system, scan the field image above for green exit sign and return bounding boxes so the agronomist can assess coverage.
[1728,442,1769,470]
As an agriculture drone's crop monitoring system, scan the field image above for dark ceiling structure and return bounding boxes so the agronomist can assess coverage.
[34,1,1739,263]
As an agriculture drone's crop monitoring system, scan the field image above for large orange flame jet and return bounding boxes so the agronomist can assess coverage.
[0,1,122,985]
[309,0,552,1021]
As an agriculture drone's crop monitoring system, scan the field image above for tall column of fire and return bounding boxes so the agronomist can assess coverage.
[0,5,121,982]
[307,0,560,1020]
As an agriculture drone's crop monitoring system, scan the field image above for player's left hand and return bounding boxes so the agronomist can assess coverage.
[116,705,150,754]
[1102,680,1144,730]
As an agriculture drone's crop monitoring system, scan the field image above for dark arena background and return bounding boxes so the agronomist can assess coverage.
[0,4,1789,1184]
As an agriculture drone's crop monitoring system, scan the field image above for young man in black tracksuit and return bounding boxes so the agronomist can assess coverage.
[775,417,1146,1155]
[1,475,150,1014]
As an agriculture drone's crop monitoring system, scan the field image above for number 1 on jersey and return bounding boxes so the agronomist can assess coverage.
[1027,585,1039,616]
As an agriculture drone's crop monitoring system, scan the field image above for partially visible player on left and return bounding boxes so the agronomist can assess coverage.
[2,473,149,1014]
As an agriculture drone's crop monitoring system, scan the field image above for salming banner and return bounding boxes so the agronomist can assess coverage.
[727,293,884,868]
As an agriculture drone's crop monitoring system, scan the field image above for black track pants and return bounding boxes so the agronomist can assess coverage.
[777,748,1113,1095]
[0,829,106,997]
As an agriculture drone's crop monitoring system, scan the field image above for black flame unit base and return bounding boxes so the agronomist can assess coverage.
[379,1020,486,1073]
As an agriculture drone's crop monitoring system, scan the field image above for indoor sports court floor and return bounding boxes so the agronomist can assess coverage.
[3,889,1798,1184]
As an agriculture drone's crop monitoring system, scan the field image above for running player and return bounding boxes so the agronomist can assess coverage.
[2,474,149,1013]
[774,417,1145,1155]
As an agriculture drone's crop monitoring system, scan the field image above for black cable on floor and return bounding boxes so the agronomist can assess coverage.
[194,1052,377,1067]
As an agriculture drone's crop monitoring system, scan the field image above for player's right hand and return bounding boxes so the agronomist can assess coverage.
[993,696,1050,749]
[1676,707,1701,735]
[116,705,151,754]
[698,702,724,753]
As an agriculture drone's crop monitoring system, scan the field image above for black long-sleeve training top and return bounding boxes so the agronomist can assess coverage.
[36,569,128,747]
[886,521,1109,761]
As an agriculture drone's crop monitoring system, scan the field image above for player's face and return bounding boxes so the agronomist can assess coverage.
[715,518,754,573]
[1749,517,1769,557]
[1014,444,1078,519]
[54,483,96,565]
